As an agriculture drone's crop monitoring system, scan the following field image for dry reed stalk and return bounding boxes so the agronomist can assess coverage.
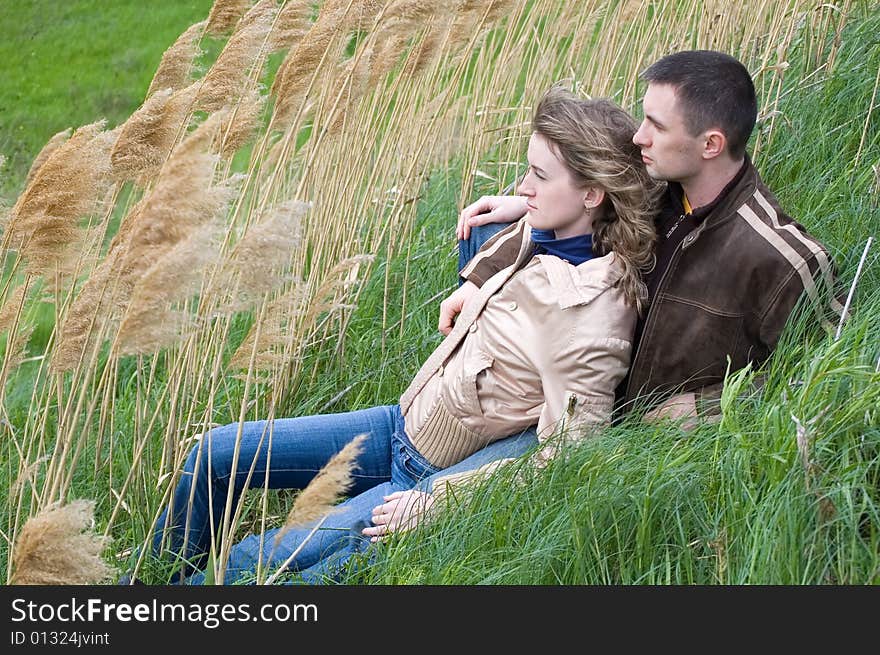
[25,128,72,187]
[110,82,199,182]
[216,200,308,312]
[6,122,118,276]
[117,224,223,355]
[147,20,208,97]
[196,3,276,112]
[206,0,253,36]
[9,500,114,585]
[274,434,367,545]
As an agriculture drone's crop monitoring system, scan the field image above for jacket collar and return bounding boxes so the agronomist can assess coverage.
[682,157,757,239]
[536,251,623,310]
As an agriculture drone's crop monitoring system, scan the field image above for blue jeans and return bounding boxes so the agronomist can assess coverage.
[154,220,534,584]
[153,405,537,584]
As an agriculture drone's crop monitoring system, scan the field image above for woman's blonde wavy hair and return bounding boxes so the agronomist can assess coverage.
[532,85,662,312]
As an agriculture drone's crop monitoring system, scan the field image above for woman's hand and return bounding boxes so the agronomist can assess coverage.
[456,195,529,240]
[438,280,478,336]
[362,490,436,543]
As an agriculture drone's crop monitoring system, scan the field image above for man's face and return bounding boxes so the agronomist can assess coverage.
[632,83,705,184]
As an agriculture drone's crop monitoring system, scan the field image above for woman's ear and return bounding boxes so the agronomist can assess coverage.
[583,186,605,210]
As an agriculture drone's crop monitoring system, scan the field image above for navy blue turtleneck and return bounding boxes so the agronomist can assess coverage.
[530,229,595,265]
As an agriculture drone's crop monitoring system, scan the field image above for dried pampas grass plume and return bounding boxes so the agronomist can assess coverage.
[274,434,367,545]
[237,0,278,32]
[0,282,31,333]
[368,2,446,85]
[206,0,253,36]
[25,128,72,186]
[325,44,375,134]
[53,116,239,369]
[3,322,35,374]
[218,200,307,311]
[228,254,373,371]
[269,1,353,128]
[10,500,114,585]
[110,82,199,182]
[51,253,118,373]
[270,0,313,50]
[196,3,276,112]
[6,121,118,276]
[117,224,222,355]
[449,0,515,49]
[7,121,114,248]
[227,282,308,373]
[218,90,267,159]
[147,20,207,97]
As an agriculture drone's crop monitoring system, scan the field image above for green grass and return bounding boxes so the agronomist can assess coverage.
[0,0,214,198]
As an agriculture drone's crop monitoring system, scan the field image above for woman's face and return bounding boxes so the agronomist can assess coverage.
[518,132,599,239]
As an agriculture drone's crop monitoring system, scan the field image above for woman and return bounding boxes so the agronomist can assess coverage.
[151,86,661,584]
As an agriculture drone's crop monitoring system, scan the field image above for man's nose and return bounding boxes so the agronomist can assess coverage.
[632,123,648,146]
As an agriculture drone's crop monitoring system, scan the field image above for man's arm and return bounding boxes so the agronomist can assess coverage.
[646,252,841,428]
[457,196,529,288]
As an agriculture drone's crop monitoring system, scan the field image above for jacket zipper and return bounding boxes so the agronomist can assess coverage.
[624,221,700,400]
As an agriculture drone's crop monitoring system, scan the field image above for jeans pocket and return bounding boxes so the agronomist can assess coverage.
[391,432,440,487]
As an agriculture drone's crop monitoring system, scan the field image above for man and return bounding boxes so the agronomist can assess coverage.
[443,49,842,422]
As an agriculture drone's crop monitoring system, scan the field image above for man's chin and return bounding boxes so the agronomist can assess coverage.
[644,165,664,180]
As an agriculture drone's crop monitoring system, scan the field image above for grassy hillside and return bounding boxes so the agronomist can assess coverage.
[0,0,213,198]
[0,0,877,585]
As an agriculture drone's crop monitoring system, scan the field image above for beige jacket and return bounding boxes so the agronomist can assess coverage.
[399,219,635,486]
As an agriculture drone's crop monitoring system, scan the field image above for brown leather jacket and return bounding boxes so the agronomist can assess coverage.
[462,160,842,413]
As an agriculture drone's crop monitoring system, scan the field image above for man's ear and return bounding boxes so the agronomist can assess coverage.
[583,186,605,210]
[703,129,726,159]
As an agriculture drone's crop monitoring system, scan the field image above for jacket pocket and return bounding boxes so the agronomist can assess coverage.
[443,351,494,419]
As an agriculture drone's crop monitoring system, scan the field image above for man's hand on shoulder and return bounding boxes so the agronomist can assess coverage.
[457,195,529,240]
[438,280,478,336]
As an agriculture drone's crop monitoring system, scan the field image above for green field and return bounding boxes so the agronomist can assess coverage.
[0,0,214,198]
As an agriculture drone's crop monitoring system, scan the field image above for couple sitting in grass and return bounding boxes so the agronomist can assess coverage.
[144,50,839,585]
